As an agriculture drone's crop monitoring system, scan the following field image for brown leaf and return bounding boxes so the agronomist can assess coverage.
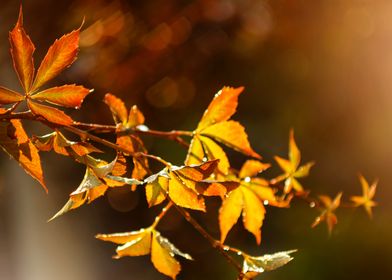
[0,120,46,192]
[28,100,73,126]
[0,86,24,104]
[32,28,80,91]
[197,86,244,131]
[201,121,260,159]
[9,7,35,93]
[31,84,91,108]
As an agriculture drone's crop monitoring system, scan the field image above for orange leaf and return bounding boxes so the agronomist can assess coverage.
[174,159,218,181]
[219,188,243,243]
[168,172,206,211]
[0,86,24,104]
[128,105,145,127]
[197,86,243,131]
[200,135,230,176]
[151,231,181,279]
[32,28,80,90]
[239,160,270,179]
[31,84,91,108]
[242,187,265,244]
[28,100,73,126]
[0,120,46,192]
[104,93,128,124]
[9,7,35,92]
[185,135,204,165]
[201,121,261,159]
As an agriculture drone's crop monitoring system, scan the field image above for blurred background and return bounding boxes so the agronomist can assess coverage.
[1,0,391,279]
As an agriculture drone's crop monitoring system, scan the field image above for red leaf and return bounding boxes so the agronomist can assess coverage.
[9,6,35,93]
[0,120,46,192]
[32,28,80,90]
[28,100,73,126]
[0,86,24,104]
[31,84,91,108]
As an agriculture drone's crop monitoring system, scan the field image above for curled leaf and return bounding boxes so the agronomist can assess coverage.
[242,250,297,278]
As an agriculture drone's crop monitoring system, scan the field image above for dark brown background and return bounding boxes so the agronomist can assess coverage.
[0,1,391,279]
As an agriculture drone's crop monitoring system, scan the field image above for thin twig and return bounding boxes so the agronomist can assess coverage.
[171,202,246,278]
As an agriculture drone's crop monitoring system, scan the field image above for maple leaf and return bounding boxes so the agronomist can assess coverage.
[242,250,297,278]
[186,87,261,175]
[0,7,92,126]
[272,129,314,193]
[311,192,342,234]
[96,228,192,279]
[0,120,46,192]
[350,174,378,218]
[219,160,288,245]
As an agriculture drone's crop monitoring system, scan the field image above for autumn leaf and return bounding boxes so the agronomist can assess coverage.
[27,100,73,126]
[272,129,314,193]
[350,175,377,218]
[33,130,101,156]
[31,26,81,91]
[242,250,297,278]
[144,160,237,210]
[196,86,243,131]
[31,84,92,108]
[186,87,260,172]
[0,87,24,105]
[219,160,287,244]
[9,6,35,92]
[50,155,142,220]
[311,192,342,234]
[96,228,192,279]
[0,120,46,192]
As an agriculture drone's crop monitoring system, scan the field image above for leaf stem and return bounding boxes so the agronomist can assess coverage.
[170,202,245,278]
[151,201,173,229]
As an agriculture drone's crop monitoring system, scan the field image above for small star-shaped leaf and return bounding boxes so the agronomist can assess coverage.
[350,174,378,218]
[272,129,314,193]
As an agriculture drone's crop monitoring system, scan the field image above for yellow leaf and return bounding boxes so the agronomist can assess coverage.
[242,187,265,244]
[239,160,270,179]
[200,135,230,176]
[201,120,260,158]
[168,173,205,211]
[185,135,204,165]
[150,231,181,279]
[219,188,243,243]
